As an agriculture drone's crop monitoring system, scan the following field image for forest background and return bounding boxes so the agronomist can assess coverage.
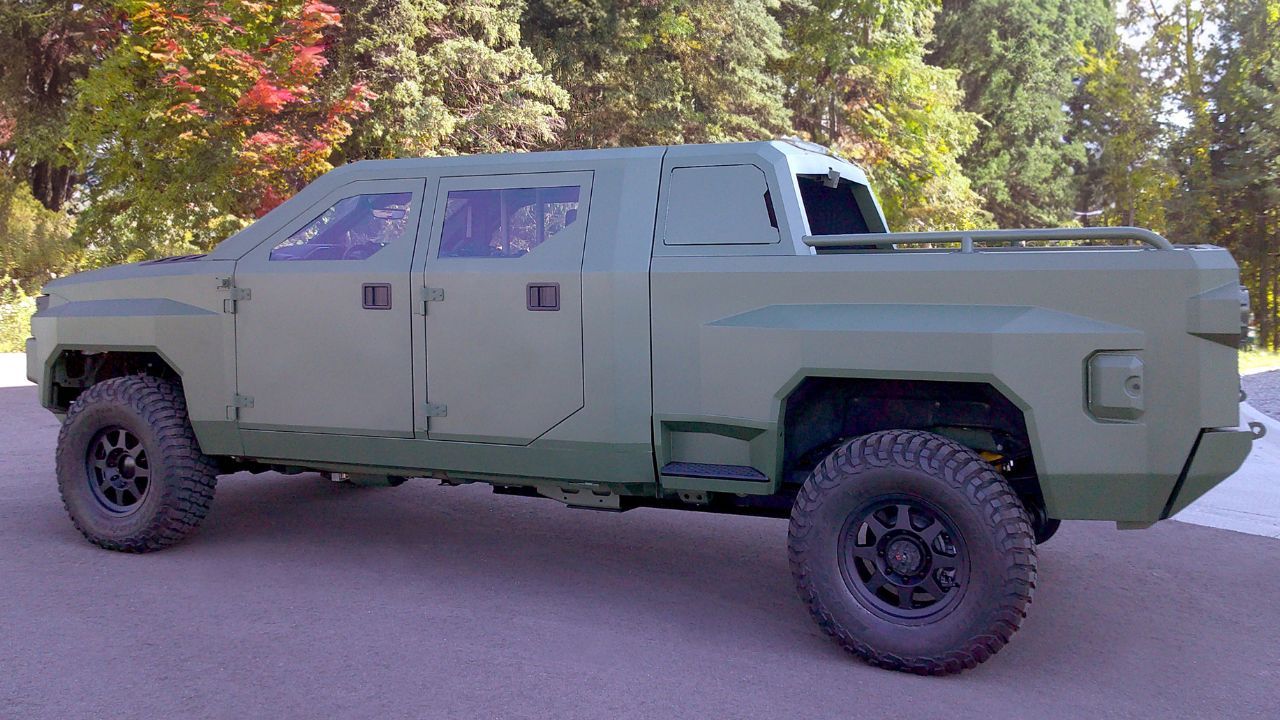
[1,0,1277,352]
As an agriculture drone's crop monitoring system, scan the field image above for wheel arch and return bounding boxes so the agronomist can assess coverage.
[44,346,184,413]
[776,373,1047,518]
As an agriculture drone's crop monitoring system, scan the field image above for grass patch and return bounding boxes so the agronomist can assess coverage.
[1241,349,1280,375]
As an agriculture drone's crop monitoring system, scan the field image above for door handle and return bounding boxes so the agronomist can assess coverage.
[527,283,559,311]
[362,283,392,309]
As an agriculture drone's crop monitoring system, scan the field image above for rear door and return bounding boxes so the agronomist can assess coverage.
[419,171,592,444]
[234,178,426,436]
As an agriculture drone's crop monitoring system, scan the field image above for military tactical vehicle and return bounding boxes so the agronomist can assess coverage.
[27,140,1259,674]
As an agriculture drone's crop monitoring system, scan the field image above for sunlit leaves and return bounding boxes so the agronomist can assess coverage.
[520,0,790,148]
[68,0,371,258]
[932,0,1111,228]
[779,0,989,230]
[0,169,79,292]
[329,0,567,159]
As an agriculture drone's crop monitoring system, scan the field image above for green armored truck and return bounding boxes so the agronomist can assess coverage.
[26,140,1259,674]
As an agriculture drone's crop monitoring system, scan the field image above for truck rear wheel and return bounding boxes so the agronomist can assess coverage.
[55,376,219,552]
[788,430,1037,674]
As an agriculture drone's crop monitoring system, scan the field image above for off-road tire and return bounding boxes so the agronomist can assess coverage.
[788,430,1037,675]
[56,375,219,552]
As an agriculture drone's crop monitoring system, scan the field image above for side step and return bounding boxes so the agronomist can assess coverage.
[660,462,768,483]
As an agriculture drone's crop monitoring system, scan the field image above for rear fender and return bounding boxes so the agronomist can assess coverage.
[696,303,1175,520]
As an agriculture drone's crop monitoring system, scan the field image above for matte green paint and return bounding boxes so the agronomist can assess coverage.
[28,140,1253,524]
[239,430,654,487]
[656,414,779,494]
[1164,428,1256,517]
[420,170,595,444]
[233,178,428,438]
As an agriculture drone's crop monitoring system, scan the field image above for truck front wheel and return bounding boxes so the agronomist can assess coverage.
[55,376,219,552]
[788,430,1037,674]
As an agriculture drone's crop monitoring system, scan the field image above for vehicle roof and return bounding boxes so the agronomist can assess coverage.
[207,140,870,260]
[331,139,860,178]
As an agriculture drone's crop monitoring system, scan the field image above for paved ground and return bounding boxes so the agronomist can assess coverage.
[1244,368,1280,423]
[2,360,1278,718]
[1173,401,1280,538]
[0,352,27,388]
[1169,367,1280,539]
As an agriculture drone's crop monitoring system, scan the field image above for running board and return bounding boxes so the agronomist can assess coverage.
[660,462,768,483]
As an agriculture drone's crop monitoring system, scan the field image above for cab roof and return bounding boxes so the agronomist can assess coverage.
[208,140,873,260]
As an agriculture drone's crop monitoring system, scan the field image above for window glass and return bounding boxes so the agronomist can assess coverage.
[663,165,780,245]
[439,186,581,258]
[269,192,414,261]
[797,175,871,235]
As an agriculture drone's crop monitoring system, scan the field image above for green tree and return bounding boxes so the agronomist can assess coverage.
[0,166,77,351]
[329,0,568,160]
[1127,0,1218,243]
[67,0,373,264]
[1071,42,1177,231]
[931,0,1111,228]
[0,166,78,291]
[1209,0,1280,347]
[0,1,119,211]
[778,0,988,230]
[521,0,791,147]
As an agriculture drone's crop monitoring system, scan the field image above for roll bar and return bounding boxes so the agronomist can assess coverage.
[803,226,1176,252]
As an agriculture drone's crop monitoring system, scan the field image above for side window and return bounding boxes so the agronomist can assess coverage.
[439,185,581,258]
[270,192,414,261]
[663,165,780,245]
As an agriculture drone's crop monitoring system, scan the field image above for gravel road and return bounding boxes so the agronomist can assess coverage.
[1244,369,1280,420]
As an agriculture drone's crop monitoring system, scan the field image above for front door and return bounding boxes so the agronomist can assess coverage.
[234,178,427,436]
[420,171,592,444]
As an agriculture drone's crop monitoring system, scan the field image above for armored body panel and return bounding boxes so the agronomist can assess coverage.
[27,139,1258,674]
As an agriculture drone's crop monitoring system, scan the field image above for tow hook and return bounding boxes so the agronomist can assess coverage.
[1249,421,1267,439]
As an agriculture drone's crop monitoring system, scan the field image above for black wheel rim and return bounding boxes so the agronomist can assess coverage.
[838,495,969,624]
[85,426,151,516]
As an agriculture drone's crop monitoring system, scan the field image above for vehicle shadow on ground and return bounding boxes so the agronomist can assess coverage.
[190,471,1091,665]
[191,470,1278,675]
[199,471,801,617]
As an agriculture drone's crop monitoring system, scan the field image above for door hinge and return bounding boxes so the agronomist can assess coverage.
[416,287,444,315]
[217,277,251,314]
[226,394,254,420]
[421,402,447,429]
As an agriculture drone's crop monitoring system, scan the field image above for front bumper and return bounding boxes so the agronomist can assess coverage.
[1162,424,1259,517]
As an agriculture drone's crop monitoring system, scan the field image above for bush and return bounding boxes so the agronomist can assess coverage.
[0,169,79,293]
[0,279,36,352]
[1241,349,1280,376]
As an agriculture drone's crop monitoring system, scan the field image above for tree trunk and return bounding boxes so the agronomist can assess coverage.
[1258,211,1274,349]
[27,160,74,212]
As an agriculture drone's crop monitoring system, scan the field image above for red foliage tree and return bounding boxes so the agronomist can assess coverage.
[72,1,375,255]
